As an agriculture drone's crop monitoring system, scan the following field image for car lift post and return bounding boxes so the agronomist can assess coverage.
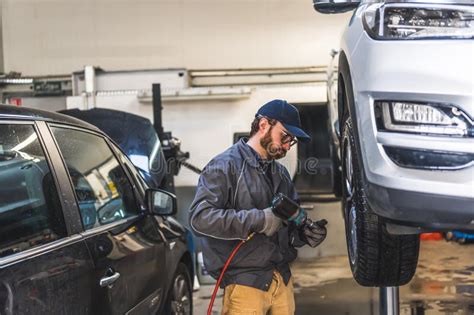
[152,83,164,140]
[380,287,399,315]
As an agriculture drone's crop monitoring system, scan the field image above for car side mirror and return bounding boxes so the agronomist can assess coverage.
[146,189,177,216]
[313,0,361,14]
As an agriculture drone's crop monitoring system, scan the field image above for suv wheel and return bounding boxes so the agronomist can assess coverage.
[164,263,192,315]
[341,114,420,287]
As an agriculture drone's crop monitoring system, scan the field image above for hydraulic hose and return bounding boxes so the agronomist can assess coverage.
[207,233,255,315]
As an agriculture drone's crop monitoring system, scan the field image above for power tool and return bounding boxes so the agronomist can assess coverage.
[271,192,328,228]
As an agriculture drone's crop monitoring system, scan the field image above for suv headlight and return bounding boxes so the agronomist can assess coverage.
[363,3,474,40]
[375,101,474,137]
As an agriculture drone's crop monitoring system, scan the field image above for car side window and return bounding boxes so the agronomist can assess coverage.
[0,124,67,258]
[51,127,139,230]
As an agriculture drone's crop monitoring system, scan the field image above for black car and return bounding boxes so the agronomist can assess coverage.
[0,105,193,314]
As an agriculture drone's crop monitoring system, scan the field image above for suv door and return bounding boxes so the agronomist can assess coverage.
[0,122,94,314]
[50,125,167,314]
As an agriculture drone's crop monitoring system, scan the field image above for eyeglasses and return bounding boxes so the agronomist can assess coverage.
[276,126,298,147]
[257,115,298,147]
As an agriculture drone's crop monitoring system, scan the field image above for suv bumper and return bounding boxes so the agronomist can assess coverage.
[366,182,474,231]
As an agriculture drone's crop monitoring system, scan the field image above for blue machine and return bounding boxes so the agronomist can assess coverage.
[449,231,474,244]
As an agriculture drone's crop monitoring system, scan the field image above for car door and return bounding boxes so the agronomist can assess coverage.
[0,121,95,315]
[49,124,167,315]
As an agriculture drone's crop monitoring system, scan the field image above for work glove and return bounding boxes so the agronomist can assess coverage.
[259,208,282,237]
[298,219,327,248]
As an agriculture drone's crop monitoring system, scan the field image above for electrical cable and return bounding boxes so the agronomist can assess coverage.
[207,233,255,315]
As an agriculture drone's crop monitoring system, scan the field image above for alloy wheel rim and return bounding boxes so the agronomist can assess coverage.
[171,274,191,315]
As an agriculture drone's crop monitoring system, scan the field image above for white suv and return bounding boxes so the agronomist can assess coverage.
[314,0,474,287]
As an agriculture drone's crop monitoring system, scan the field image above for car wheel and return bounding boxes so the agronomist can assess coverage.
[341,114,420,287]
[164,263,192,315]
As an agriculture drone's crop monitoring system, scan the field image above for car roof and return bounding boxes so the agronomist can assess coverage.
[0,104,101,132]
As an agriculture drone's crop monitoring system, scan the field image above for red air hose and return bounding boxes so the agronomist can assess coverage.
[207,233,255,315]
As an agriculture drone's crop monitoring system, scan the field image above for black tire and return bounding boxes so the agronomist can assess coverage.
[163,263,193,315]
[341,114,420,287]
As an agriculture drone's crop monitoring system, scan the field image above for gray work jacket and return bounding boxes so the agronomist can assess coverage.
[189,138,300,291]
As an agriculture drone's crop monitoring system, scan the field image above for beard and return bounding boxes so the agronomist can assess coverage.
[260,127,287,160]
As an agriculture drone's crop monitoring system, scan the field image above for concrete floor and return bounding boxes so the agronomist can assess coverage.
[193,202,474,315]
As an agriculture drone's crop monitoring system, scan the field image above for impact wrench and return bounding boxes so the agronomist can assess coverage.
[207,193,327,315]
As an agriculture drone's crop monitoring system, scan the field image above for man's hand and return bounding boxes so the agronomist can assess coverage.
[260,208,282,237]
[298,220,327,248]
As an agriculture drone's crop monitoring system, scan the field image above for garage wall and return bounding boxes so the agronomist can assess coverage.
[1,0,352,75]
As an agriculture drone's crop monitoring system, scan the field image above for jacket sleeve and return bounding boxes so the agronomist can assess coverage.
[189,160,265,240]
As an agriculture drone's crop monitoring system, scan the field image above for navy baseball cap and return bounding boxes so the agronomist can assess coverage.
[256,99,311,142]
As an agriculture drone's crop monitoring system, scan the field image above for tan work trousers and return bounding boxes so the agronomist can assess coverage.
[221,271,295,315]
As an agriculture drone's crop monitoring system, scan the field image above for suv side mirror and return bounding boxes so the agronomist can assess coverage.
[313,0,361,14]
[146,189,177,216]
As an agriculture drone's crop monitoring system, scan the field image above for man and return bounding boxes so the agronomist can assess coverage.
[189,99,327,315]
